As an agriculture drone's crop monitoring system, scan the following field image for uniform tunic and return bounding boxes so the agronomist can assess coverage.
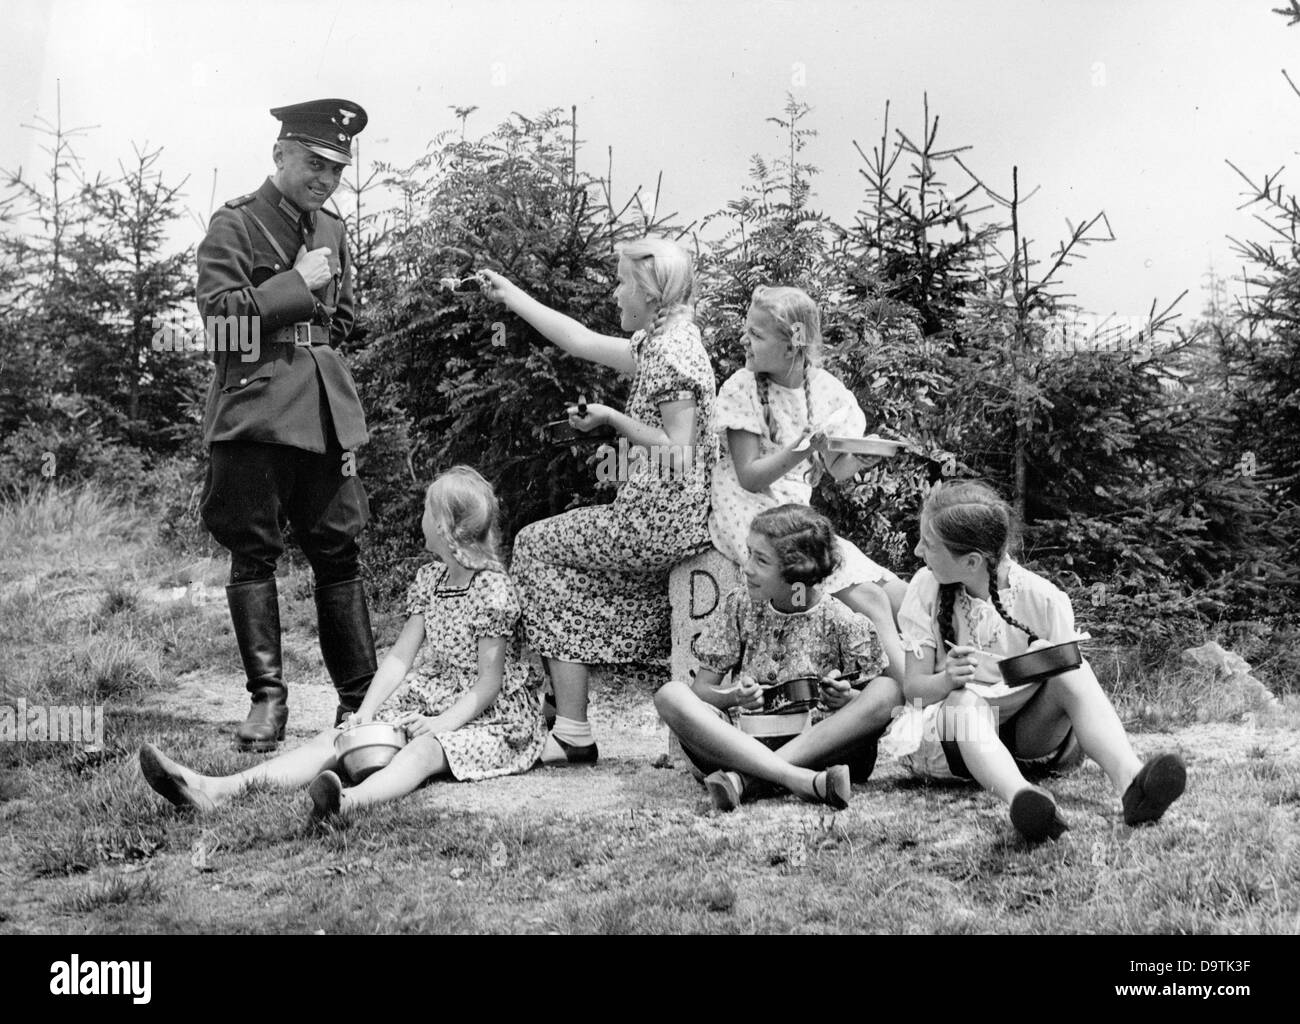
[195,178,370,580]
[196,177,368,453]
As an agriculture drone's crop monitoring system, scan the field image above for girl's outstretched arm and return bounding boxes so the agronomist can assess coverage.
[478,270,637,374]
[353,614,427,722]
[402,635,507,737]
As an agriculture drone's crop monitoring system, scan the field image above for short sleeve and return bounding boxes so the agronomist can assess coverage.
[694,586,747,674]
[716,370,765,436]
[405,563,440,618]
[643,322,708,406]
[838,609,888,679]
[813,370,868,436]
[468,571,522,639]
[897,568,942,659]
[1015,570,1078,643]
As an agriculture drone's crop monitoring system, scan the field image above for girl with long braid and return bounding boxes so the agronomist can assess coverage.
[478,240,716,765]
[883,480,1187,842]
[709,285,907,682]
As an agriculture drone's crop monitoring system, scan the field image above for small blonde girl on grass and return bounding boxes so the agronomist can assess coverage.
[710,285,906,682]
[655,504,902,812]
[882,479,1187,842]
[139,466,547,821]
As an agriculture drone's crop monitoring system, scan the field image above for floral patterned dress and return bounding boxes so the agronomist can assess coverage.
[377,562,546,780]
[511,320,717,666]
[708,366,893,593]
[697,587,887,693]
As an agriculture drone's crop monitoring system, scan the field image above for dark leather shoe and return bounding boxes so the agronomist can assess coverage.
[537,733,599,766]
[1010,785,1069,842]
[315,578,378,719]
[1123,752,1186,826]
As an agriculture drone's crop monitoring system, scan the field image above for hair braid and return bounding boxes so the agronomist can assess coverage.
[756,372,775,440]
[987,562,1037,643]
[937,582,960,651]
[801,363,825,487]
[649,301,693,339]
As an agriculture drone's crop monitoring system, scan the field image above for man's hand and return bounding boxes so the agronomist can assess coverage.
[294,245,334,290]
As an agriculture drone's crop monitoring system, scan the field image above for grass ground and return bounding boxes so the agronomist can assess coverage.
[2,484,1298,934]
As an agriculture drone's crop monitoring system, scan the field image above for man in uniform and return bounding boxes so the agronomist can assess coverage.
[196,98,375,750]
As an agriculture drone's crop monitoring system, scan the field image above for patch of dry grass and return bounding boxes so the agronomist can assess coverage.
[3,481,1298,935]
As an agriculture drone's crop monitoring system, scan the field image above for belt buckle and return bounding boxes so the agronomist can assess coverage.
[292,322,313,347]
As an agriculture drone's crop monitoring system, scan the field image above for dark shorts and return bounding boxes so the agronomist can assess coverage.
[940,709,1083,782]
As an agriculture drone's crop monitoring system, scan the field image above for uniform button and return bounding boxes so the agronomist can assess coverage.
[239,378,247,385]
[274,264,281,270]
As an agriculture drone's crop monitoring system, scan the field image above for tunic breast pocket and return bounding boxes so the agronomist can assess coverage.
[249,262,282,287]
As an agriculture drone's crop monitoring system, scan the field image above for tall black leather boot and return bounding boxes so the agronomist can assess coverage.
[226,578,288,752]
[314,578,378,726]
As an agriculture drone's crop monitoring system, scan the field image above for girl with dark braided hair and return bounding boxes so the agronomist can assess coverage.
[708,285,907,683]
[882,480,1187,842]
[655,505,901,812]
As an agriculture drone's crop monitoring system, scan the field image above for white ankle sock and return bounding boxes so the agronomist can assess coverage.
[552,715,593,747]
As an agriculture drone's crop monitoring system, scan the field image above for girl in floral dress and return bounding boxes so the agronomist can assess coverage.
[709,285,906,679]
[139,466,546,820]
[881,480,1187,842]
[478,239,716,765]
[655,504,902,811]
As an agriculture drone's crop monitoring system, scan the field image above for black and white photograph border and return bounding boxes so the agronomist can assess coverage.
[1,0,1297,964]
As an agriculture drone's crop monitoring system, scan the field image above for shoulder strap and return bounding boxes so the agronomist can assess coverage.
[224,193,255,209]
[237,205,291,266]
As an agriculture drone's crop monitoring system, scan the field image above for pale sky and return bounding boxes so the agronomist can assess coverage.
[5,0,1299,324]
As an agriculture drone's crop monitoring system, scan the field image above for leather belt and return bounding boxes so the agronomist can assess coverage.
[271,322,331,347]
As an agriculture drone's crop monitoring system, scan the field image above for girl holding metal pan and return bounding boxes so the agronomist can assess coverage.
[655,505,902,812]
[881,480,1186,842]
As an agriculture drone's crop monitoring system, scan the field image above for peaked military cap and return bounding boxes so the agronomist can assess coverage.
[270,99,368,165]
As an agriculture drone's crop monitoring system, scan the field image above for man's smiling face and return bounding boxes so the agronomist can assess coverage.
[272,140,344,213]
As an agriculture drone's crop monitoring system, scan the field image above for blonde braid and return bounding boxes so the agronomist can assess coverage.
[756,373,775,441]
[649,301,693,338]
[801,362,825,486]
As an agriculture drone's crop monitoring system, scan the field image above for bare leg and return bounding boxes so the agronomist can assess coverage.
[775,675,902,769]
[654,681,822,798]
[548,658,591,723]
[941,689,1033,805]
[833,584,905,685]
[140,730,339,810]
[1009,663,1143,794]
[338,733,451,814]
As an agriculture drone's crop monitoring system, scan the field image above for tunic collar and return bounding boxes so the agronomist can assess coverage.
[258,177,316,233]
